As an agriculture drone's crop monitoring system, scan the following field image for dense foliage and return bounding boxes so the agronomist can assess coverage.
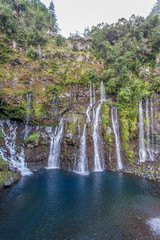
[0,0,57,45]
[88,13,160,108]
[0,0,159,155]
[151,0,160,15]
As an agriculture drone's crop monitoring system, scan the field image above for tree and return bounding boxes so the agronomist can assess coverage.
[49,0,56,22]
[0,3,16,35]
[151,0,160,15]
[48,0,58,31]
[55,34,65,46]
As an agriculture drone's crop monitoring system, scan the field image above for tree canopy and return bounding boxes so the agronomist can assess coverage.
[0,0,57,45]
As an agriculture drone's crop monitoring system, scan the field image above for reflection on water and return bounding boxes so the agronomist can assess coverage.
[0,170,160,240]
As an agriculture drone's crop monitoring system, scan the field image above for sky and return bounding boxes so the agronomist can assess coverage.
[41,0,157,37]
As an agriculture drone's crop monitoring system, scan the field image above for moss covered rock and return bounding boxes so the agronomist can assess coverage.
[0,157,21,189]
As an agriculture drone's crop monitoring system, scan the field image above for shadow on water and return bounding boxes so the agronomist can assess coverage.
[0,169,160,240]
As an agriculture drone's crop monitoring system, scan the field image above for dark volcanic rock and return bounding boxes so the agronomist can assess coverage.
[10,58,22,66]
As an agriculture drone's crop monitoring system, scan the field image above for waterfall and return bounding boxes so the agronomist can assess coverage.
[146,96,150,151]
[76,83,93,174]
[17,147,32,176]
[86,83,93,123]
[76,124,88,174]
[146,97,155,161]
[0,120,17,168]
[150,95,154,151]
[24,93,32,140]
[139,96,159,162]
[154,94,159,151]
[93,83,96,105]
[22,93,32,175]
[0,120,32,176]
[111,107,123,170]
[93,81,105,171]
[47,119,64,169]
[139,99,146,162]
[74,120,81,170]
[100,81,105,101]
[51,95,56,119]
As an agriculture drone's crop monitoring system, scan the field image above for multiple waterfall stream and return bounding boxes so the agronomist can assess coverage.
[0,93,33,176]
[0,120,32,176]
[139,95,160,162]
[75,82,106,173]
[0,88,159,175]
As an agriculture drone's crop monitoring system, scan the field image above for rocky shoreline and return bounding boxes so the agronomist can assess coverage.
[124,162,160,183]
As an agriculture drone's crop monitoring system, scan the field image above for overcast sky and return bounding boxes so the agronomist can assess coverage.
[41,0,156,37]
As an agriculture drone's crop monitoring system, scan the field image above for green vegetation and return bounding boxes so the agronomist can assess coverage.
[0,157,20,188]
[151,0,160,15]
[82,11,160,149]
[0,128,4,140]
[89,14,160,99]
[27,46,39,60]
[0,0,57,46]
[0,157,8,167]
[25,131,40,143]
[0,42,13,63]
[0,0,159,162]
[102,101,112,145]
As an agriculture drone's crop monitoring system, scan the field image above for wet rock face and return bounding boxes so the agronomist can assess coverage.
[24,130,50,170]
[124,162,160,182]
[0,87,160,181]
[0,157,21,189]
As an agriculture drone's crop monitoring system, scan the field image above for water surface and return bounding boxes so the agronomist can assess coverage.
[0,170,160,240]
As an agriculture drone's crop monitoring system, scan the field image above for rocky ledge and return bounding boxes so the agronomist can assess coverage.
[124,162,160,182]
[0,157,21,190]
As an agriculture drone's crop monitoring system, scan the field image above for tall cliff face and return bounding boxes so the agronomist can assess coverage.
[0,82,160,182]
[0,16,160,183]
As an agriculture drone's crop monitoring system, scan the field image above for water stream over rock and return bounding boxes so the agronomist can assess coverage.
[0,120,32,176]
[111,106,123,170]
[47,119,64,169]
[139,99,146,162]
[93,82,105,171]
[139,96,160,162]
[76,83,92,174]
[24,93,32,140]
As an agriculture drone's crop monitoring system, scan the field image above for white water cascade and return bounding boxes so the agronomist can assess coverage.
[20,93,33,175]
[139,96,159,162]
[145,95,159,161]
[146,97,150,152]
[93,81,105,171]
[146,96,154,161]
[0,120,32,176]
[111,107,123,170]
[150,95,154,152]
[139,99,146,162]
[74,120,81,170]
[154,94,159,152]
[77,124,88,174]
[24,93,32,140]
[93,83,96,105]
[47,119,64,169]
[76,83,93,174]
